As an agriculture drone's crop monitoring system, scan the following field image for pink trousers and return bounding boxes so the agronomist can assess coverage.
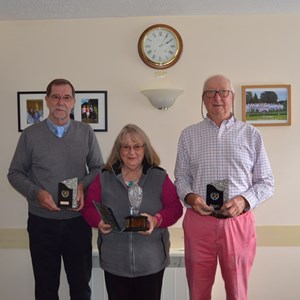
[183,209,256,300]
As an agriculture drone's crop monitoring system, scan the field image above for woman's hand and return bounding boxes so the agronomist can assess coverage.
[138,213,155,235]
[98,220,112,234]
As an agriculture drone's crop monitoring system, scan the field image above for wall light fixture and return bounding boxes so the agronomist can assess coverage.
[140,88,183,110]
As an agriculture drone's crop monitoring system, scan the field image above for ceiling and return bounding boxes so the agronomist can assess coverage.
[1,0,300,20]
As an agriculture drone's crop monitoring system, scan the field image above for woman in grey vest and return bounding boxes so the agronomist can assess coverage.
[82,124,183,300]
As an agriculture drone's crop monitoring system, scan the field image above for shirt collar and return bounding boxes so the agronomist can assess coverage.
[205,114,236,128]
[46,118,70,134]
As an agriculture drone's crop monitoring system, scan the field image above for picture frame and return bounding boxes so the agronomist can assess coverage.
[74,91,108,132]
[241,84,291,126]
[17,90,108,132]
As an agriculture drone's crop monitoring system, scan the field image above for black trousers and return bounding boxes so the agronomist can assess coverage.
[27,213,92,300]
[104,269,165,300]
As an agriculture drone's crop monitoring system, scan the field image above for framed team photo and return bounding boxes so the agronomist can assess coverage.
[241,84,291,126]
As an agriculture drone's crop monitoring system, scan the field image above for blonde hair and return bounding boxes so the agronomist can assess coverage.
[105,124,160,171]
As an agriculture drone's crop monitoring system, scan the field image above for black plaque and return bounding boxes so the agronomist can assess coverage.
[93,201,124,233]
[206,179,229,211]
[58,183,73,207]
[58,177,78,208]
[206,184,224,211]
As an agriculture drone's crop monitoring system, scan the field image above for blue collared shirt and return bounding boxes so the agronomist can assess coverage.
[46,118,70,137]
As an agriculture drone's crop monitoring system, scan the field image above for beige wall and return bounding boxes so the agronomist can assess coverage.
[1,15,300,299]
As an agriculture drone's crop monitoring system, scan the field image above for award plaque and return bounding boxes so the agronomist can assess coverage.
[58,177,78,208]
[206,179,229,211]
[125,183,148,231]
[93,201,124,233]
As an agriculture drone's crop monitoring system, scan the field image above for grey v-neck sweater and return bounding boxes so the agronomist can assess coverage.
[8,119,103,220]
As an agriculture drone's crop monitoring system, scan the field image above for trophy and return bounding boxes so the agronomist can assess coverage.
[58,177,78,209]
[206,179,229,211]
[125,182,148,231]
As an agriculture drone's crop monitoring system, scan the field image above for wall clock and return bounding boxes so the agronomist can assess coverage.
[138,24,183,69]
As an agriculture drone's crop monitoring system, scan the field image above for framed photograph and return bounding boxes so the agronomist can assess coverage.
[17,91,46,131]
[73,91,107,132]
[242,84,291,126]
[17,90,107,132]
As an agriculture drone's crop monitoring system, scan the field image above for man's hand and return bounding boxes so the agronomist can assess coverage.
[185,193,214,216]
[38,189,60,211]
[221,195,249,217]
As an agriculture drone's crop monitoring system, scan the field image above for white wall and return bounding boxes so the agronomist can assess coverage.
[1,15,300,227]
[1,15,300,299]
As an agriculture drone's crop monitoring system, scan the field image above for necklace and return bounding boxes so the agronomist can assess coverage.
[128,181,134,188]
[122,166,142,187]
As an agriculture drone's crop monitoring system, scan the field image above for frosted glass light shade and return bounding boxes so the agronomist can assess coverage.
[141,89,183,110]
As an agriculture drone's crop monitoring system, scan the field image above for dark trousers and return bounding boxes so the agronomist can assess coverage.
[104,269,165,300]
[27,213,92,300]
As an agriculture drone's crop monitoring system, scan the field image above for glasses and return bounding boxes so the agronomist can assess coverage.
[203,90,232,98]
[121,144,144,152]
[49,94,74,102]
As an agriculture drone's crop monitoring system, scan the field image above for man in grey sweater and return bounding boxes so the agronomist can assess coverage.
[8,78,103,300]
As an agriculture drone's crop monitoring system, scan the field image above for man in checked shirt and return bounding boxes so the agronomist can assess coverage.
[174,74,274,300]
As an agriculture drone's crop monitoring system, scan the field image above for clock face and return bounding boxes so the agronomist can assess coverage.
[138,24,183,69]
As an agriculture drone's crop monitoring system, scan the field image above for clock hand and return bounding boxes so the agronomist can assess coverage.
[165,38,174,44]
[160,38,174,47]
[159,33,169,47]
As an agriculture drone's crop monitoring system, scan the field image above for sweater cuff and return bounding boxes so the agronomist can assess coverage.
[154,214,162,227]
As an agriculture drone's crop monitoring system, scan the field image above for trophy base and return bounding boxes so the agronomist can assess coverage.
[124,215,148,232]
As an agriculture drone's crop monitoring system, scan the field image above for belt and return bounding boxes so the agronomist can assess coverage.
[210,211,228,219]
